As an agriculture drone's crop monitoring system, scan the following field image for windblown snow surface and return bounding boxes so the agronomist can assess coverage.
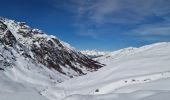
[1,42,170,100]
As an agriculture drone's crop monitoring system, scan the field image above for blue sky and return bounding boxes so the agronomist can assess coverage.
[1,0,170,50]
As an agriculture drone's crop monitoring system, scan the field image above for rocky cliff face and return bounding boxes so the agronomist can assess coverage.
[0,17,103,79]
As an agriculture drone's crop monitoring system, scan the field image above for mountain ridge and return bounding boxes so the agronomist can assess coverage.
[0,17,103,79]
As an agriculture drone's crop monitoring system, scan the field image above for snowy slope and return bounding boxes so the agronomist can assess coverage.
[0,17,103,100]
[48,42,170,100]
[63,77,170,100]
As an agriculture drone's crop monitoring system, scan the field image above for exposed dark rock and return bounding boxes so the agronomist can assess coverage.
[0,68,4,71]
[95,89,99,92]
[3,30,17,46]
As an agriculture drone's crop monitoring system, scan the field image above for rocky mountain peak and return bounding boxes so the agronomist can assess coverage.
[0,17,103,78]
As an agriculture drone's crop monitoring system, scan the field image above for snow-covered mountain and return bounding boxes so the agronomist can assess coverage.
[0,17,103,77]
[0,17,103,100]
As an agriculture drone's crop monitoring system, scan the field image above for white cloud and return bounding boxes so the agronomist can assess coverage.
[136,27,170,36]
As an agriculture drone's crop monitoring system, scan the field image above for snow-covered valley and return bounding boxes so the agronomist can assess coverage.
[52,42,170,100]
[0,18,170,100]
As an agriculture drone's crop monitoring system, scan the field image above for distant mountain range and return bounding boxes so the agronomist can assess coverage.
[81,50,109,58]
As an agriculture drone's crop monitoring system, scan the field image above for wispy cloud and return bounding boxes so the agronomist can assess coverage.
[70,0,170,41]
[74,0,170,24]
[127,22,170,41]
